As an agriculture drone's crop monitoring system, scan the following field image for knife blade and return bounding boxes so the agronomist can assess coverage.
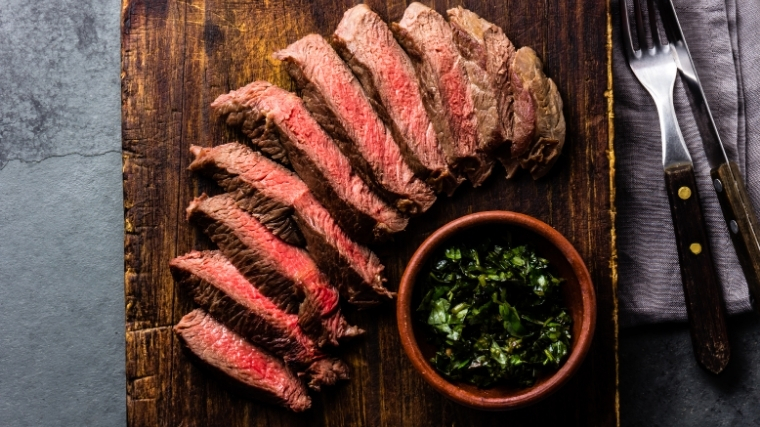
[659,0,760,313]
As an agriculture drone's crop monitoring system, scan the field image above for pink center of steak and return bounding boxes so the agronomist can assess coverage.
[190,144,308,205]
[174,309,311,412]
[188,194,340,315]
[191,144,387,292]
[395,3,479,163]
[171,251,320,358]
[334,5,457,193]
[211,82,407,234]
[274,35,435,213]
[292,192,385,288]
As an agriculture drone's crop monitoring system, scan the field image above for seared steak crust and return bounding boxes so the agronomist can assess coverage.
[392,2,494,186]
[186,193,362,346]
[211,82,408,243]
[189,143,393,306]
[274,34,436,214]
[446,9,564,179]
[447,7,517,152]
[170,251,350,389]
[333,4,461,196]
[508,46,566,179]
[174,309,312,412]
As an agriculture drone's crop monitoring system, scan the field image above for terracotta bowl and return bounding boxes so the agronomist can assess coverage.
[396,211,596,410]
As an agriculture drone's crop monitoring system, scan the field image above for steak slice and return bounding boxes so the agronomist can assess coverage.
[174,309,311,412]
[186,193,362,346]
[392,2,494,186]
[273,34,437,214]
[189,143,393,306]
[211,81,408,244]
[503,46,566,179]
[446,9,565,179]
[170,251,349,389]
[332,5,462,196]
[192,151,303,246]
[447,7,519,154]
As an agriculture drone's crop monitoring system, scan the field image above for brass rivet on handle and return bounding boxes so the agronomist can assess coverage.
[678,186,692,200]
[690,243,702,255]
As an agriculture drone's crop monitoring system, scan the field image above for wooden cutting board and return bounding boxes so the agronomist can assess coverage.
[121,0,617,425]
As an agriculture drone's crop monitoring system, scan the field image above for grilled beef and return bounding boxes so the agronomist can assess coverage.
[446,8,565,179]
[186,193,362,346]
[332,5,462,196]
[274,34,436,214]
[392,2,494,186]
[174,309,312,412]
[189,143,393,306]
[503,46,566,179]
[447,7,518,153]
[211,81,407,243]
[170,251,350,389]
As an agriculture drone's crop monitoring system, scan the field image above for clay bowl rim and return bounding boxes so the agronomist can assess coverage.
[396,210,597,410]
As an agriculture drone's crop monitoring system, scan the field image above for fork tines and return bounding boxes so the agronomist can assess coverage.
[620,0,670,56]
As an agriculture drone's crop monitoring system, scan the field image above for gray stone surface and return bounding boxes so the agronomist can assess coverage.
[0,0,125,425]
[0,0,121,169]
[0,154,125,426]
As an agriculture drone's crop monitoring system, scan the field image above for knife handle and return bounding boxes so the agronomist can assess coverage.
[665,163,730,374]
[711,162,760,313]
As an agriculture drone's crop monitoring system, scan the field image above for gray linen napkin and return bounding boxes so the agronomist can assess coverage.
[613,0,760,326]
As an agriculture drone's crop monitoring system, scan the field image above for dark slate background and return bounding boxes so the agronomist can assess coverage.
[0,0,125,425]
[0,1,758,426]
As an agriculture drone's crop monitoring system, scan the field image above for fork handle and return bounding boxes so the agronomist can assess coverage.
[711,162,760,313]
[664,163,730,374]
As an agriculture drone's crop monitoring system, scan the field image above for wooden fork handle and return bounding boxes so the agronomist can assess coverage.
[711,162,760,314]
[664,163,730,374]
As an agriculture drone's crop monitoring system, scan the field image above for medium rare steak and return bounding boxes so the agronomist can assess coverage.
[446,8,565,179]
[447,7,519,153]
[189,143,393,306]
[504,46,566,179]
[186,193,362,346]
[273,34,437,214]
[174,309,311,412]
[211,81,407,243]
[392,2,494,186]
[189,144,303,247]
[332,5,462,196]
[170,251,349,389]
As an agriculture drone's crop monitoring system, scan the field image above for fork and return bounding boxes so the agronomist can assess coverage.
[619,0,730,374]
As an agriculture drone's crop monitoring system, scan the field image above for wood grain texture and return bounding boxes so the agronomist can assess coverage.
[122,0,617,425]
[664,163,730,374]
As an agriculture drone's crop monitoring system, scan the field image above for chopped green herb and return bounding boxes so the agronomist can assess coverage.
[418,237,571,388]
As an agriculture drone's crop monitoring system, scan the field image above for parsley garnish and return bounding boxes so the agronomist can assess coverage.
[417,237,572,388]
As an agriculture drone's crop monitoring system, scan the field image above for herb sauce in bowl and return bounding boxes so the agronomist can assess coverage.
[417,237,572,388]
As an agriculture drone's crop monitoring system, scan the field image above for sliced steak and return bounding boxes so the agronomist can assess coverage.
[392,2,494,186]
[190,148,303,246]
[189,143,393,306]
[211,81,407,243]
[170,250,350,389]
[332,5,462,196]
[504,46,566,179]
[446,9,565,179]
[273,34,436,214]
[174,309,311,412]
[447,7,519,153]
[186,193,362,346]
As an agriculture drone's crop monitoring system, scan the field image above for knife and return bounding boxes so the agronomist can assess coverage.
[659,0,760,313]
[620,0,730,373]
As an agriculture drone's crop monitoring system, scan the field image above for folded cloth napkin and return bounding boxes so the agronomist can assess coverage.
[613,0,760,326]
